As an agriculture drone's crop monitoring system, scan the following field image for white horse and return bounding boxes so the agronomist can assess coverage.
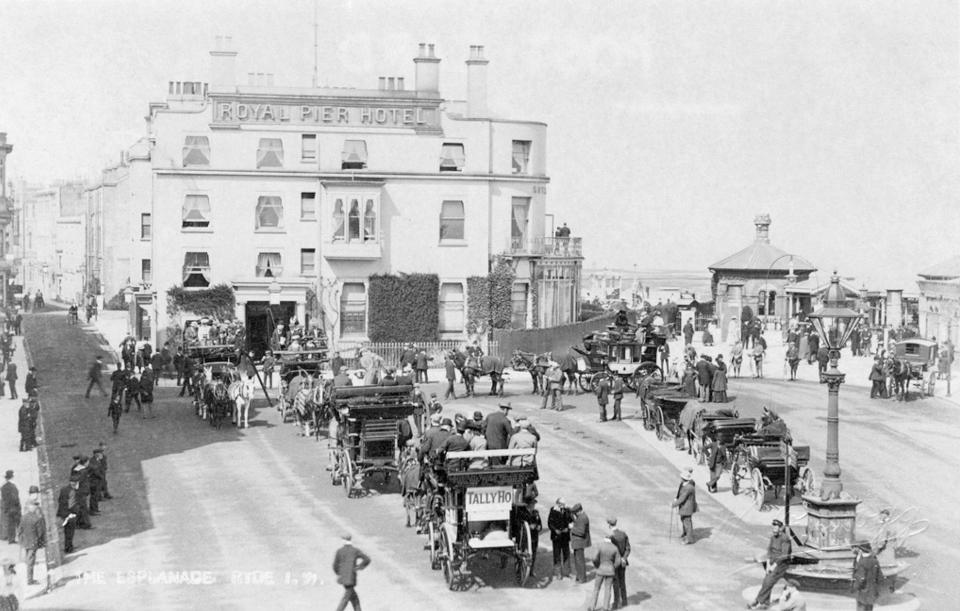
[229,377,255,429]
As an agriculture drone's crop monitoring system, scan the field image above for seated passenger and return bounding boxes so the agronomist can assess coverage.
[508,419,538,466]
[463,425,488,469]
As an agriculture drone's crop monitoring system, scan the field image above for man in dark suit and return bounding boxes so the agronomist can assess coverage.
[595,376,610,422]
[683,320,694,346]
[706,436,725,493]
[548,498,571,579]
[0,471,20,544]
[570,503,592,583]
[607,518,631,610]
[695,355,713,403]
[85,356,107,398]
[5,361,17,399]
[24,366,38,397]
[483,403,514,464]
[671,467,698,544]
[57,476,82,553]
[333,534,370,611]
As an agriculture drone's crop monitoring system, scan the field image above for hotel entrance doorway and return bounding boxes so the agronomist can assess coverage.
[245,301,295,358]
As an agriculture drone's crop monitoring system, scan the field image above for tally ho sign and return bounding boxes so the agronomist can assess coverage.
[465,486,515,520]
[212,97,440,129]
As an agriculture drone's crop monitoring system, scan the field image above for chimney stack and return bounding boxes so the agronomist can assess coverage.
[466,45,489,118]
[414,42,440,93]
[210,35,238,92]
[753,213,771,243]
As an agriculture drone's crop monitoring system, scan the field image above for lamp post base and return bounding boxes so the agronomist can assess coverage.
[801,494,861,550]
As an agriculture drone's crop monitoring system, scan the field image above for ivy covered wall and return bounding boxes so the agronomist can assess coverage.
[368,273,440,342]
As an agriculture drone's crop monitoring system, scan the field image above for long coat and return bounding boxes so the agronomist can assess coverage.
[17,507,45,551]
[0,482,20,539]
[571,511,591,550]
[592,539,621,576]
[673,479,698,517]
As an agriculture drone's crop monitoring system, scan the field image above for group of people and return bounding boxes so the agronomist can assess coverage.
[676,350,730,403]
[0,470,45,596]
[19,291,43,313]
[2,308,22,336]
[57,444,113,556]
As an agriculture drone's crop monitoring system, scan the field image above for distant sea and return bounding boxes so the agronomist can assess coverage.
[583,267,713,300]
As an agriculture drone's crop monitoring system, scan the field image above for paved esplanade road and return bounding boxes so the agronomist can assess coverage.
[24,311,951,609]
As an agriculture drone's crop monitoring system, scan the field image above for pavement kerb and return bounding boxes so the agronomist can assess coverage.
[0,330,55,602]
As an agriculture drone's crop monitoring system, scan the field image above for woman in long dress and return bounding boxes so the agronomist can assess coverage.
[729,341,744,378]
[711,355,728,402]
[681,361,698,397]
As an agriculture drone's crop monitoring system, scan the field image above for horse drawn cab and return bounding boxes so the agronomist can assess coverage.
[893,338,938,397]
[426,448,538,590]
[275,346,329,422]
[573,323,666,393]
[328,384,418,498]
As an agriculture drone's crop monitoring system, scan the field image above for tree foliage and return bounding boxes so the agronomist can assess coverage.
[368,273,440,342]
[466,259,517,333]
[166,284,236,320]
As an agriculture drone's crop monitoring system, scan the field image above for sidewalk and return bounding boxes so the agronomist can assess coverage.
[0,331,52,603]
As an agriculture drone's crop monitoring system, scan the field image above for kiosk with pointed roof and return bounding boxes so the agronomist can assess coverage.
[708,214,816,343]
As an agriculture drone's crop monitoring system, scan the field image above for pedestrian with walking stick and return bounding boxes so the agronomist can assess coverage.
[671,467,698,545]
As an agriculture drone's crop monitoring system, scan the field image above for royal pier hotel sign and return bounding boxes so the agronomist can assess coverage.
[211,96,442,131]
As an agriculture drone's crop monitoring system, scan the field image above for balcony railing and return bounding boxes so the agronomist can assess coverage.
[508,236,582,258]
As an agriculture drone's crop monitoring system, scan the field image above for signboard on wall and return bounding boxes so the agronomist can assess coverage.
[211,96,441,130]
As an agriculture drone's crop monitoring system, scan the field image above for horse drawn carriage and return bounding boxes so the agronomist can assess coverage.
[572,323,667,393]
[892,338,938,398]
[275,348,328,422]
[328,384,418,498]
[185,345,256,430]
[729,432,813,509]
[635,380,693,440]
[686,408,757,465]
[425,448,538,590]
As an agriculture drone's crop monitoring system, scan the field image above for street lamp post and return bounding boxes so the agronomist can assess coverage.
[802,271,864,549]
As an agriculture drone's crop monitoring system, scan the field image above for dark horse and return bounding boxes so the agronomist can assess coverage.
[890,358,912,401]
[511,350,549,395]
[205,379,232,430]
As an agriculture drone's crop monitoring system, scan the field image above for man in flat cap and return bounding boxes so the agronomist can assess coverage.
[608,517,631,609]
[748,519,792,609]
[852,541,884,611]
[333,533,370,611]
[570,503,592,583]
[0,471,19,544]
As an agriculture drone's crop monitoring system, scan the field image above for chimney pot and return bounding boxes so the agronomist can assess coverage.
[397,77,405,90]
[418,43,426,56]
[387,77,395,90]
[378,76,386,90]
[428,43,435,57]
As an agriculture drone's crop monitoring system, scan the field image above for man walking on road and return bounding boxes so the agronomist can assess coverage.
[17,499,45,585]
[333,533,370,611]
[852,541,884,611]
[85,356,107,398]
[570,502,592,583]
[548,498,571,579]
[671,467,698,545]
[607,517,631,610]
[0,472,20,544]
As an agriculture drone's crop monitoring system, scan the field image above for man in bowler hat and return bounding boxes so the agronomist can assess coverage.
[57,476,81,553]
[0,471,20,544]
[671,467,698,545]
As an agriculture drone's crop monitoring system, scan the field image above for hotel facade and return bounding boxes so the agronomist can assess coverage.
[99,41,582,349]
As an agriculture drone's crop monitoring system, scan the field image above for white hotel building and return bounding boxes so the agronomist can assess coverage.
[103,40,582,350]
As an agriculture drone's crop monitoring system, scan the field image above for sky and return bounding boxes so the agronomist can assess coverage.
[0,0,956,290]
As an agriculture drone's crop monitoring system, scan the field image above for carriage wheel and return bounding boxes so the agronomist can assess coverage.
[343,457,355,498]
[751,468,765,510]
[329,449,342,486]
[278,395,287,422]
[654,406,666,441]
[691,437,704,465]
[577,373,593,393]
[731,465,741,496]
[428,521,441,570]
[439,528,457,590]
[515,521,533,586]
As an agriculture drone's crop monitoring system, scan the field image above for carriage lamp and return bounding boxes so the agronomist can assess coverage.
[802,271,865,551]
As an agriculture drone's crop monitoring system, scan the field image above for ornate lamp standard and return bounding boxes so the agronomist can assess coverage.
[802,271,865,549]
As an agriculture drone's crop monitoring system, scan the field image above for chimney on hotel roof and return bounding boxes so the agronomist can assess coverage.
[209,35,237,92]
[414,43,440,93]
[466,45,489,118]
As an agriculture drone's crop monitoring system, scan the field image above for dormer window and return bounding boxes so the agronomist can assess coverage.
[257,138,284,168]
[342,140,367,169]
[439,143,465,172]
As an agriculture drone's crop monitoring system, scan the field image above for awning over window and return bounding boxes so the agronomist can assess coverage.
[440,143,465,170]
[257,138,284,168]
[183,252,211,286]
[182,195,211,226]
[256,196,283,229]
[182,136,211,167]
[342,140,368,163]
[257,252,282,277]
